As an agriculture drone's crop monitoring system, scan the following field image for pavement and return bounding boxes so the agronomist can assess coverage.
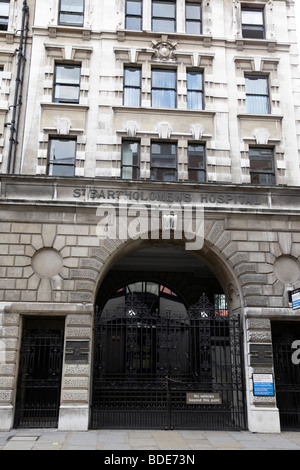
[1,428,300,451]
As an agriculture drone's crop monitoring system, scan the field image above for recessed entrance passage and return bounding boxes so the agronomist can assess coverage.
[91,250,246,430]
[14,317,65,428]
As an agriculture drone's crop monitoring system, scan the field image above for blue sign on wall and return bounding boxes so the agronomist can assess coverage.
[292,289,300,310]
[253,374,275,397]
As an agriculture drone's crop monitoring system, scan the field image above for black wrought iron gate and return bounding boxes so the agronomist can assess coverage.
[91,294,246,430]
[272,321,300,430]
[14,317,65,428]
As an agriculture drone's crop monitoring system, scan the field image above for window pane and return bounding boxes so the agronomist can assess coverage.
[249,149,273,171]
[245,76,268,94]
[187,72,203,90]
[152,70,175,88]
[61,0,84,12]
[49,139,76,162]
[188,169,205,182]
[187,91,203,110]
[189,155,204,169]
[251,173,274,185]
[122,141,139,179]
[152,0,176,32]
[186,3,201,20]
[48,139,76,177]
[151,140,178,181]
[151,168,177,181]
[0,1,10,17]
[49,164,75,177]
[59,0,84,25]
[151,143,176,167]
[246,95,269,114]
[124,67,140,86]
[0,0,9,29]
[153,1,175,18]
[122,166,133,179]
[54,65,80,102]
[187,72,203,110]
[56,65,81,84]
[152,18,175,32]
[242,10,264,26]
[126,0,142,15]
[152,89,175,108]
[245,77,269,114]
[126,16,142,29]
[152,70,176,108]
[123,142,139,165]
[55,84,80,102]
[186,21,201,34]
[188,144,205,155]
[124,88,140,106]
[60,13,83,24]
[249,148,275,185]
[124,67,141,106]
[126,0,142,30]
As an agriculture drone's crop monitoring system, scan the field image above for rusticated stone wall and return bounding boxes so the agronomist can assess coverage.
[1,185,300,430]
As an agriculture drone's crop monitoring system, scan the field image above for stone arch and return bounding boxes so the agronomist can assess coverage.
[87,218,246,315]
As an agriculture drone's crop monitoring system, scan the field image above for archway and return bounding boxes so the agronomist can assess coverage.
[91,245,246,430]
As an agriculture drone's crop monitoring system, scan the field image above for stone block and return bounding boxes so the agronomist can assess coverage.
[63,377,89,389]
[37,278,52,302]
[0,234,20,244]
[0,245,9,255]
[235,263,257,275]
[4,291,21,302]
[89,246,110,262]
[21,290,37,302]
[65,327,91,338]
[11,223,41,234]
[53,236,67,251]
[61,390,89,403]
[0,257,14,267]
[245,296,268,307]
[7,267,23,278]
[70,247,90,258]
[243,285,262,296]
[75,280,94,291]
[42,224,57,247]
[70,268,97,280]
[69,292,93,303]
[58,225,89,236]
[240,273,268,285]
[229,252,248,266]
[66,315,91,326]
[278,232,292,255]
[2,314,19,326]
[247,318,271,330]
[222,241,238,258]
[0,280,15,290]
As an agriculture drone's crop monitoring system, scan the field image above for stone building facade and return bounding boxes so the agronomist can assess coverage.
[0,0,300,433]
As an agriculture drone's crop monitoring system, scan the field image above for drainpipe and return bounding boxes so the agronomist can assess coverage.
[6,0,29,174]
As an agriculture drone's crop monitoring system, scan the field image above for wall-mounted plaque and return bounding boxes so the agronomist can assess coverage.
[253,374,275,397]
[249,343,273,366]
[65,340,90,363]
[186,393,222,405]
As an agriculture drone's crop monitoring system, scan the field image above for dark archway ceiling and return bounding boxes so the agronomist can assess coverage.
[96,246,222,309]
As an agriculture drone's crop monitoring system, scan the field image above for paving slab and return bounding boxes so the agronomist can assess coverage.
[151,431,190,450]
[1,429,300,450]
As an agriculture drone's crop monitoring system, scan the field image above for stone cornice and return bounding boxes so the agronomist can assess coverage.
[1,175,300,216]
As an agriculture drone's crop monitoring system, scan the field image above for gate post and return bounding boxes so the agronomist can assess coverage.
[245,317,280,433]
[0,305,19,431]
[58,310,93,431]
